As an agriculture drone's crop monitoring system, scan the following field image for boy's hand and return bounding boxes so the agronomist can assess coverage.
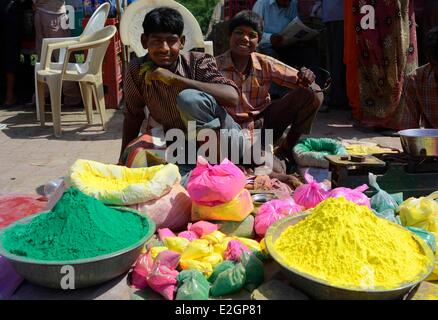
[297,67,315,87]
[139,62,176,86]
[145,67,176,86]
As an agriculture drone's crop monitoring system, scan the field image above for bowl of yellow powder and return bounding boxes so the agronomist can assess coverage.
[0,188,156,289]
[265,197,435,300]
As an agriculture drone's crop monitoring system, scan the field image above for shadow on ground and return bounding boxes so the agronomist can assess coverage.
[0,104,123,142]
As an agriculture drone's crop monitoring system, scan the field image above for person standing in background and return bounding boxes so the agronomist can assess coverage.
[33,0,69,58]
[0,0,24,108]
[33,0,82,107]
[344,0,418,130]
[322,0,348,111]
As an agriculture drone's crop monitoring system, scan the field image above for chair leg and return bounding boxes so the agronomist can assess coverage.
[35,64,42,121]
[47,77,63,137]
[36,81,46,127]
[92,80,107,131]
[79,82,93,125]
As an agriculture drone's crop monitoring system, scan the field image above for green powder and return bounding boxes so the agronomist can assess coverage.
[2,188,152,261]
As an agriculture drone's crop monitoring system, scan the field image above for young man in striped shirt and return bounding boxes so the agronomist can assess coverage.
[215,10,323,168]
[120,7,240,162]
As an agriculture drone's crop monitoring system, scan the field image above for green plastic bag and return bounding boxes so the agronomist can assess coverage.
[209,262,246,297]
[406,226,437,253]
[214,215,255,238]
[293,138,347,168]
[208,260,235,284]
[369,173,403,213]
[373,209,401,225]
[176,270,210,300]
[240,252,264,291]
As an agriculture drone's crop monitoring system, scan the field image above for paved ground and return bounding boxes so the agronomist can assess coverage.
[0,103,401,195]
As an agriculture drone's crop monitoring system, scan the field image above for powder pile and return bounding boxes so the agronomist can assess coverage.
[274,197,430,289]
[2,188,151,261]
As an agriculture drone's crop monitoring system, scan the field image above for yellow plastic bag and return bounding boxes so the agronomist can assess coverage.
[164,237,190,253]
[213,237,233,256]
[232,237,261,252]
[191,189,254,222]
[181,239,212,260]
[199,252,223,267]
[399,191,438,281]
[259,238,268,256]
[201,231,227,245]
[180,259,213,278]
[150,246,168,259]
[399,191,438,233]
[68,159,181,205]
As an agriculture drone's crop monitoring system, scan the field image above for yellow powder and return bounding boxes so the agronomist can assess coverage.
[274,197,430,290]
[71,160,163,191]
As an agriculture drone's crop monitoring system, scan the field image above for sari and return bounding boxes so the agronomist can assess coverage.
[345,0,418,129]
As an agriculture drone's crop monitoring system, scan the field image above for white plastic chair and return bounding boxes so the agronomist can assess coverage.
[34,3,110,121]
[36,26,117,137]
[119,0,214,58]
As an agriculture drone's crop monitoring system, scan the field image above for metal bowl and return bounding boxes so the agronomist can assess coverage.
[398,129,438,156]
[265,213,435,300]
[0,207,156,289]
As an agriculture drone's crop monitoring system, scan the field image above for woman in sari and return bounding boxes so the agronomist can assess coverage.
[344,0,418,130]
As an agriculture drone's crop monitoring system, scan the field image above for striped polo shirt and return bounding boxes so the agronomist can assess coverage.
[124,51,239,132]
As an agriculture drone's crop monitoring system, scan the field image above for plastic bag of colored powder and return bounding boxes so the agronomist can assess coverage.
[146,250,180,300]
[369,173,402,213]
[209,261,246,297]
[328,184,370,207]
[254,198,304,236]
[293,173,328,209]
[240,251,264,292]
[130,252,153,289]
[398,191,438,234]
[223,240,251,261]
[188,221,218,237]
[176,270,210,300]
[178,230,199,241]
[187,156,246,206]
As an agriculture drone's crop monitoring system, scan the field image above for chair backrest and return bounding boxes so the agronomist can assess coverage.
[120,0,205,57]
[80,25,117,76]
[82,2,111,37]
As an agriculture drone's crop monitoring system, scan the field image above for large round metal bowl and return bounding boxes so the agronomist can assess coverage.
[0,207,156,289]
[398,129,438,156]
[265,213,435,300]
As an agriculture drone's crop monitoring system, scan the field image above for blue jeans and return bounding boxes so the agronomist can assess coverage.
[176,89,246,166]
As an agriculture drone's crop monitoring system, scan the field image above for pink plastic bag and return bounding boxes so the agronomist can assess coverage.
[130,252,154,289]
[188,221,219,237]
[224,240,251,261]
[328,184,370,207]
[293,173,329,209]
[0,256,23,299]
[178,230,199,242]
[187,156,246,206]
[147,250,181,300]
[254,198,304,236]
[131,184,191,231]
[158,228,176,241]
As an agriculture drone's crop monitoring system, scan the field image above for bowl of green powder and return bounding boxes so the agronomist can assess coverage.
[0,188,156,289]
